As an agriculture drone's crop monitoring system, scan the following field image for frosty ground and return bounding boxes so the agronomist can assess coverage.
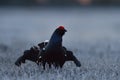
[0,7,120,80]
[0,40,120,80]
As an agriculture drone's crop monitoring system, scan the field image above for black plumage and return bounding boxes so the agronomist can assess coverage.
[15,26,81,69]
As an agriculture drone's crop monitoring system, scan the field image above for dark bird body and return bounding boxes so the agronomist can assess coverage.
[15,26,81,69]
[39,27,67,68]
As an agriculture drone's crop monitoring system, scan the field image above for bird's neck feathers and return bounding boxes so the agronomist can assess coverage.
[49,31,63,46]
[46,30,64,48]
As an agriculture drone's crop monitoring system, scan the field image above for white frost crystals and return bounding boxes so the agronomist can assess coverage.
[0,41,120,80]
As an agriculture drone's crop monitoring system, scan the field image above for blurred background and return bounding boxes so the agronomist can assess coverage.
[0,0,120,6]
[0,0,119,7]
[0,0,120,48]
[0,0,120,46]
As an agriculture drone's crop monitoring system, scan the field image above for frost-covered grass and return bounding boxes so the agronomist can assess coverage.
[0,41,120,80]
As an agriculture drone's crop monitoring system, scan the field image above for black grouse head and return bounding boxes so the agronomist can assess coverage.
[45,26,67,49]
[55,26,67,36]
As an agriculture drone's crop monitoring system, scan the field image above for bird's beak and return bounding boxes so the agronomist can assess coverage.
[64,29,67,32]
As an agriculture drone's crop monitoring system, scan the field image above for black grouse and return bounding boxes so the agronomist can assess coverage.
[15,26,81,69]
